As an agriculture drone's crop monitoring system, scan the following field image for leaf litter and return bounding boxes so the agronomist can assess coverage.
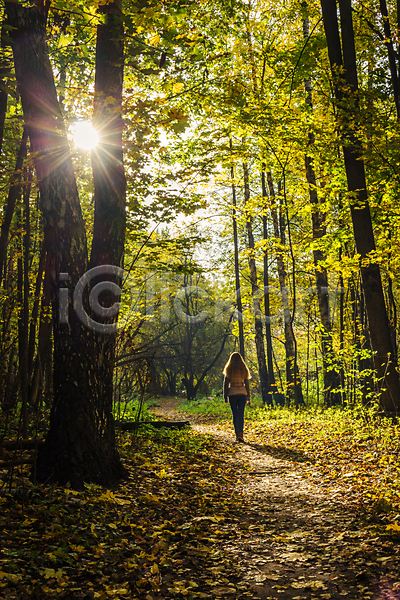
[1,399,400,599]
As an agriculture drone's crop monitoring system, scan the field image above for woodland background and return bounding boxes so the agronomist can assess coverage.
[3,1,400,598]
[1,0,400,479]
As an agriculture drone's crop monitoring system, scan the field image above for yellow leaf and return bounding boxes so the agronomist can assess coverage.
[149,32,160,46]
[151,563,159,575]
[155,469,169,478]
[99,489,115,502]
[43,568,56,579]
[386,522,400,531]
[172,82,184,94]
[46,553,57,562]
[138,494,159,505]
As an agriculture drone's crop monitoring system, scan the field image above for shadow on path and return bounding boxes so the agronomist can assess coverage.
[247,442,314,464]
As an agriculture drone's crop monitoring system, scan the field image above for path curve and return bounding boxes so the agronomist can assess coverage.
[151,398,399,600]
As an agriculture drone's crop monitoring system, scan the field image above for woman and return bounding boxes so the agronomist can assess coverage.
[223,352,251,443]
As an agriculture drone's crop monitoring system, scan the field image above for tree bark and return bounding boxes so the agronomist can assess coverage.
[0,24,10,156]
[0,128,28,284]
[302,4,341,406]
[378,0,400,119]
[88,0,127,478]
[17,166,31,437]
[229,140,245,357]
[243,162,272,405]
[261,168,276,392]
[320,0,400,413]
[28,248,52,407]
[267,173,303,406]
[6,1,126,485]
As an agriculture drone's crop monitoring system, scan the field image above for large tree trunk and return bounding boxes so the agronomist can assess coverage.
[88,0,126,477]
[6,1,126,486]
[320,0,400,414]
[243,163,272,405]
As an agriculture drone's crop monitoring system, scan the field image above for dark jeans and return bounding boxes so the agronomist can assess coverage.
[229,395,247,437]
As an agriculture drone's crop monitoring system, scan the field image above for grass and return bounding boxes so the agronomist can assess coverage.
[113,397,158,422]
[179,394,400,457]
[129,422,211,455]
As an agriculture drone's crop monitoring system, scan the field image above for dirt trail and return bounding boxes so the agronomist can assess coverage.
[152,399,399,600]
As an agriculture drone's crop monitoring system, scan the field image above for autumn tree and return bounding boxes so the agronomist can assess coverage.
[5,0,127,486]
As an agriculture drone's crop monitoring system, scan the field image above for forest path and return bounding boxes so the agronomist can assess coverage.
[151,398,398,600]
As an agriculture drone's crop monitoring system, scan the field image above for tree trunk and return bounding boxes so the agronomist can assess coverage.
[229,140,245,357]
[243,162,272,405]
[378,0,400,118]
[261,168,276,392]
[320,0,400,414]
[28,248,52,407]
[17,166,31,437]
[88,0,127,477]
[302,5,341,406]
[28,242,46,379]
[267,172,303,406]
[6,1,126,486]
[0,128,28,285]
[164,369,177,396]
[0,24,10,156]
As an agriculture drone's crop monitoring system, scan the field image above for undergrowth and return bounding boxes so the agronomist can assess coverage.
[113,398,158,422]
[180,395,400,452]
[129,423,209,455]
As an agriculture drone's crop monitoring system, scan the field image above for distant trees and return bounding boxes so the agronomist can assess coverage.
[116,267,234,402]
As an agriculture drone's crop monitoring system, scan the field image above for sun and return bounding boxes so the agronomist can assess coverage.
[72,121,99,150]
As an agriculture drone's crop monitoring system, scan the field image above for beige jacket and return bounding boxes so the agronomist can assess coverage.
[223,376,250,400]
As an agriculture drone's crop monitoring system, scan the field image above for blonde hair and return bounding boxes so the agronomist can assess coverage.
[223,352,251,379]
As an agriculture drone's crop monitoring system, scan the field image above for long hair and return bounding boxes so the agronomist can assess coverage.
[223,352,251,379]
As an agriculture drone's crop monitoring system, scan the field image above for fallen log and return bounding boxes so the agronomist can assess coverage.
[115,420,190,431]
[0,439,45,450]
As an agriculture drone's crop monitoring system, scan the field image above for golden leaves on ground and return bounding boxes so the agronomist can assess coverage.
[2,407,400,599]
[0,431,251,600]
